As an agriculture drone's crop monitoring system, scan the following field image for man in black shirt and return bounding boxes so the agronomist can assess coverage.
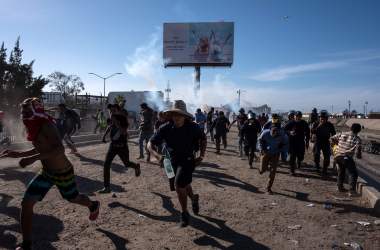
[148,100,206,227]
[311,110,336,176]
[241,112,261,168]
[210,111,230,154]
[230,108,248,157]
[206,107,215,142]
[138,103,154,161]
[284,111,310,175]
[99,114,141,193]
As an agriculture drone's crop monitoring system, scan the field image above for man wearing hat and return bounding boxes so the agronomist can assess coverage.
[230,108,248,157]
[311,110,336,176]
[210,111,230,154]
[241,112,261,168]
[284,111,310,175]
[148,100,207,227]
[258,121,288,194]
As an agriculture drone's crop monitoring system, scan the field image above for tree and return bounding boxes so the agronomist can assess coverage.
[0,37,48,112]
[48,71,84,99]
[114,95,125,104]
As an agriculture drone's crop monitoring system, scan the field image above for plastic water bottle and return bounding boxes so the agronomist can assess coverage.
[163,146,175,179]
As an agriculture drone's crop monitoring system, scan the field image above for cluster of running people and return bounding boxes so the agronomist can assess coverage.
[0,97,363,250]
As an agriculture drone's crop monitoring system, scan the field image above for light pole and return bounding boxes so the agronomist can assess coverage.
[89,72,122,110]
[348,100,351,117]
[365,101,368,117]
[237,89,246,108]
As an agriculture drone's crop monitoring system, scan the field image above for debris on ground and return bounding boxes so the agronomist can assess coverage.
[356,221,370,227]
[287,225,302,230]
[333,196,353,202]
[344,242,363,250]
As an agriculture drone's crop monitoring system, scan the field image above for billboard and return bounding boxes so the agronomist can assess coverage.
[163,22,234,67]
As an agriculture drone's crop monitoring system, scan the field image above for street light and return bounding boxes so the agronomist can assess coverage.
[89,72,122,110]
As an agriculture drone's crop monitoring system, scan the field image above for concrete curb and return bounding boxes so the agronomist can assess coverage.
[356,177,380,214]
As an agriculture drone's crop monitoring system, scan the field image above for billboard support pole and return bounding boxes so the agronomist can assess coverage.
[194,66,201,97]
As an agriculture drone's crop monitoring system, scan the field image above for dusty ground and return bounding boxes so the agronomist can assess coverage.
[1,128,380,250]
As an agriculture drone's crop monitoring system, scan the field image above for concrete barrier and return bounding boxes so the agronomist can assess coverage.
[346,118,380,131]
[356,176,380,214]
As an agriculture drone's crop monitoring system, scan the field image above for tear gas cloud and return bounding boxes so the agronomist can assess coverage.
[125,30,379,114]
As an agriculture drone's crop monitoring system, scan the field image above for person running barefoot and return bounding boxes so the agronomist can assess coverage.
[99,114,141,193]
[148,100,206,227]
[0,98,99,250]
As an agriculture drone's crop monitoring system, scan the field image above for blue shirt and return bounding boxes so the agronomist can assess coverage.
[259,129,289,155]
[195,112,207,130]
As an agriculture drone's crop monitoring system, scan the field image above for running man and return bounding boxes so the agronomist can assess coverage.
[195,108,207,132]
[1,98,99,250]
[148,100,207,227]
[241,112,261,168]
[138,103,154,161]
[284,111,310,175]
[206,107,215,142]
[258,122,288,194]
[210,111,230,154]
[99,114,141,193]
[57,103,81,154]
[230,108,248,157]
[311,110,336,176]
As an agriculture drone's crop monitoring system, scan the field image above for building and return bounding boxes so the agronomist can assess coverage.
[245,104,271,115]
[108,91,165,113]
[42,92,64,106]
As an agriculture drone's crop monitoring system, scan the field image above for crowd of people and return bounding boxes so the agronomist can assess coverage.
[0,97,363,250]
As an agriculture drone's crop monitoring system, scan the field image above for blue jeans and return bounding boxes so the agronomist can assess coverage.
[139,132,153,157]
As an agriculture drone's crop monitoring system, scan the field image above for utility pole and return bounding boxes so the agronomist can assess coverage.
[365,101,368,117]
[165,80,171,102]
[194,66,200,97]
[237,89,245,108]
[89,72,123,111]
[348,100,351,116]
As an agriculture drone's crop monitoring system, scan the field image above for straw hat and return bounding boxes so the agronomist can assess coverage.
[164,100,193,119]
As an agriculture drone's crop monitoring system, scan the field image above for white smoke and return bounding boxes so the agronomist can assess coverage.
[125,28,164,88]
[124,30,379,114]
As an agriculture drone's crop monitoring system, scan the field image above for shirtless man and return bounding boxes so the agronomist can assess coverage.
[1,98,99,250]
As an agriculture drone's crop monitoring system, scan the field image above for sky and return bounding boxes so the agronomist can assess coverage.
[1,0,380,112]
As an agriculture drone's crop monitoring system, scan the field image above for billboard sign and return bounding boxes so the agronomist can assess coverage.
[163,22,234,67]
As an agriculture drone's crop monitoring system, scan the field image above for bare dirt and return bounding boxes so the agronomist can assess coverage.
[1,129,380,250]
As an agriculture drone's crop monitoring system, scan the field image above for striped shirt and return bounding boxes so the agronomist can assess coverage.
[332,132,361,158]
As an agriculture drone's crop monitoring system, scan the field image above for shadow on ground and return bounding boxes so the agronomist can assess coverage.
[109,192,269,250]
[0,193,63,250]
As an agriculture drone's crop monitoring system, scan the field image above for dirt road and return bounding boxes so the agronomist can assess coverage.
[1,130,379,249]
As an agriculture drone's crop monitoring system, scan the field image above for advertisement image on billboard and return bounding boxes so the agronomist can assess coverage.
[163,22,234,67]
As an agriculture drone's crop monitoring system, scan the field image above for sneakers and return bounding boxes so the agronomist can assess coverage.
[137,155,144,160]
[180,211,190,227]
[266,188,273,195]
[192,194,200,215]
[135,163,141,177]
[89,201,100,221]
[16,241,32,250]
[97,187,111,194]
[337,186,348,192]
[348,190,359,197]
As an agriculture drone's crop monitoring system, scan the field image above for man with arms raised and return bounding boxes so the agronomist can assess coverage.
[1,98,99,250]
[148,100,206,227]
